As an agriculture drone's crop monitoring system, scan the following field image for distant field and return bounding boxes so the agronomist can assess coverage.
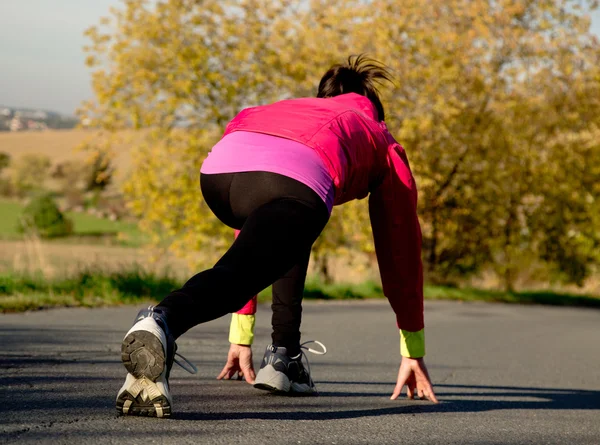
[0,239,191,278]
[0,129,93,161]
[0,199,146,246]
[0,129,135,183]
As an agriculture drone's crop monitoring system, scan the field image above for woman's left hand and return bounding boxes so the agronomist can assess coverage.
[390,357,439,403]
[217,343,256,384]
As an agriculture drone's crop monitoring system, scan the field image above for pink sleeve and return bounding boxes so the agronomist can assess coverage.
[234,229,258,315]
[368,143,424,332]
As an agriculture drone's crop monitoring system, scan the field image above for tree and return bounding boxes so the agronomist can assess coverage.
[81,0,600,288]
[85,151,113,191]
[365,0,600,288]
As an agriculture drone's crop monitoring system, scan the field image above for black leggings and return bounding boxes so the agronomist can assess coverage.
[156,171,330,355]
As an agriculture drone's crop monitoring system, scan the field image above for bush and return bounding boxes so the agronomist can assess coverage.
[0,152,11,197]
[0,178,15,197]
[11,154,51,197]
[51,160,89,192]
[0,152,10,172]
[17,194,73,238]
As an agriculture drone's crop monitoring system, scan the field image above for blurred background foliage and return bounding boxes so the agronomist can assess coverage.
[79,0,600,291]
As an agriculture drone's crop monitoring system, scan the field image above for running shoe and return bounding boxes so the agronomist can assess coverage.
[254,341,326,395]
[116,306,196,418]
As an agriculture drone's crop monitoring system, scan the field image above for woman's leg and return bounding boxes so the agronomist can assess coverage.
[117,171,329,415]
[271,250,311,357]
[156,171,329,339]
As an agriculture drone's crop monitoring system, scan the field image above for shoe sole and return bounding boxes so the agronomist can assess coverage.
[121,330,166,381]
[254,365,318,396]
[291,381,318,395]
[116,376,171,418]
[118,322,171,418]
[254,364,291,393]
[254,382,318,396]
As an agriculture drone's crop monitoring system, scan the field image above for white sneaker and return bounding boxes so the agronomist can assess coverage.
[116,372,172,418]
[116,307,196,418]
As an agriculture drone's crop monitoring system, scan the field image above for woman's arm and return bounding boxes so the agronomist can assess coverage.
[368,143,437,402]
[217,230,257,383]
[368,143,425,357]
[218,310,256,383]
[230,229,258,345]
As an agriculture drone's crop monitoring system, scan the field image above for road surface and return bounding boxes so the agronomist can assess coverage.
[2,300,599,444]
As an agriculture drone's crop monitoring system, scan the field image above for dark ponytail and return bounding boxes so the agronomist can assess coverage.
[317,54,393,121]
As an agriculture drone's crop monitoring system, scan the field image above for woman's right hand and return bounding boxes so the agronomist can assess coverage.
[217,343,256,384]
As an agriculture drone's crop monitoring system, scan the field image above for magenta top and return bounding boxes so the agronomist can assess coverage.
[200,131,335,213]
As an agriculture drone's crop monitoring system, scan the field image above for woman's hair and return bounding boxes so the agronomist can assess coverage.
[317,54,393,121]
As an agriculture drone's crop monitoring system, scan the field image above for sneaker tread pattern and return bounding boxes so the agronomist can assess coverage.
[121,330,165,381]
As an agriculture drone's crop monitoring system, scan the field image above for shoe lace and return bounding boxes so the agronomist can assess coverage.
[292,340,327,384]
[174,353,198,374]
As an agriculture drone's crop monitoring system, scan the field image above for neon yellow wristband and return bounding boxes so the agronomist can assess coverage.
[400,329,425,358]
[229,313,255,345]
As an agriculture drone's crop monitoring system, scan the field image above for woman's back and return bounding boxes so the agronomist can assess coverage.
[223,93,393,204]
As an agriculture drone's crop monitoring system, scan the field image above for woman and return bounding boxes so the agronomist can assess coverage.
[116,55,438,418]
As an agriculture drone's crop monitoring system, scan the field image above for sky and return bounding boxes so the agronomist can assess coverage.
[1,1,600,116]
[0,0,116,115]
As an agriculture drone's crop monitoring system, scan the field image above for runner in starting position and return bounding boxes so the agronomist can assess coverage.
[116,55,439,417]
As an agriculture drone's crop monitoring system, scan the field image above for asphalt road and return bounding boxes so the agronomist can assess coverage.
[2,300,600,445]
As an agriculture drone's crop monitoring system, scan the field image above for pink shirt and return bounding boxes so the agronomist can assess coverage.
[201,131,335,213]
[222,94,424,338]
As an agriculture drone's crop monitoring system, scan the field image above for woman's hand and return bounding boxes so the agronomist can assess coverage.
[391,357,439,403]
[217,343,256,384]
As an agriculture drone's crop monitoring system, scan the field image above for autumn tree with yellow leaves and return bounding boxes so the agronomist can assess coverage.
[81,0,600,291]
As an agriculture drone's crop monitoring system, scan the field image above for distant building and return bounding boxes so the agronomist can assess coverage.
[26,120,48,131]
[2,107,77,131]
[9,117,23,132]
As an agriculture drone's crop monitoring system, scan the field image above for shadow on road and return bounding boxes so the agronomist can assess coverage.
[172,382,600,421]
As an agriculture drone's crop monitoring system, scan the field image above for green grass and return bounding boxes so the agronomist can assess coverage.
[0,199,145,246]
[0,268,180,312]
[65,212,146,246]
[256,280,385,303]
[423,285,600,307]
[0,200,22,236]
[1,269,599,313]
[297,280,600,308]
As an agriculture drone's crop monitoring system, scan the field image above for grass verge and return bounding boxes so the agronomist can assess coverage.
[1,270,599,313]
[0,269,179,312]
[423,285,600,308]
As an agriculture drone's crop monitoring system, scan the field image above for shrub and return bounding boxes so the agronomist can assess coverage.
[51,160,89,192]
[0,152,10,172]
[0,178,15,197]
[0,152,11,197]
[17,194,73,238]
[11,154,51,197]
